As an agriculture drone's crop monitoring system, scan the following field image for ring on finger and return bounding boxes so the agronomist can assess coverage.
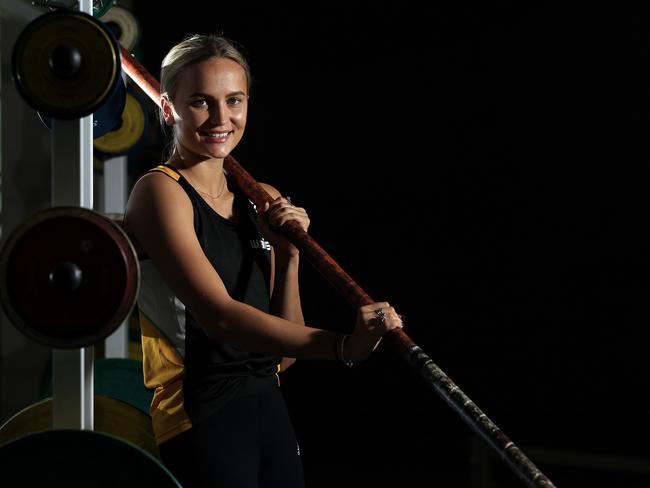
[375,309,386,325]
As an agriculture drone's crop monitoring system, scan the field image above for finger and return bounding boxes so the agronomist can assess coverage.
[385,315,404,331]
[273,214,310,230]
[360,302,390,315]
[267,197,293,211]
[383,307,404,329]
[268,207,304,223]
[363,304,390,324]
[368,306,404,333]
[268,208,309,231]
[269,199,300,219]
[263,200,289,228]
[369,309,389,332]
[268,204,307,221]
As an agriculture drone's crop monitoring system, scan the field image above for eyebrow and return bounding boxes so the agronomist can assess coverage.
[188,91,247,98]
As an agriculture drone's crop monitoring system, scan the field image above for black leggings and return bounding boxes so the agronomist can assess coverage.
[159,386,304,488]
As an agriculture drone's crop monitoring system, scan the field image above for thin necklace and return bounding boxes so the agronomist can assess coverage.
[194,177,228,200]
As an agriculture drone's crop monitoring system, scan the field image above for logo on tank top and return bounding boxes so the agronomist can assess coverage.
[250,238,271,251]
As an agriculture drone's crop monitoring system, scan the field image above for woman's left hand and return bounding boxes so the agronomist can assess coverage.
[258,197,310,257]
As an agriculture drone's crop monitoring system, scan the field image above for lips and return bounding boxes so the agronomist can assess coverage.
[200,130,231,142]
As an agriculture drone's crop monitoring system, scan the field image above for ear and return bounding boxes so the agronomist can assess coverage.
[161,95,175,126]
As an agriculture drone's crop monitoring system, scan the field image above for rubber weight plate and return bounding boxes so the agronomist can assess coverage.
[94,89,147,156]
[41,358,152,415]
[0,429,180,486]
[94,0,116,18]
[12,10,120,118]
[37,74,127,139]
[0,206,139,349]
[0,395,158,459]
[99,5,141,52]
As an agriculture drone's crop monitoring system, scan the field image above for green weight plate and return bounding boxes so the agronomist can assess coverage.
[93,358,152,415]
[93,0,116,18]
[41,358,152,416]
[0,429,180,486]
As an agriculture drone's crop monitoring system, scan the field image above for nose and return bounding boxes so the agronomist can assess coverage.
[209,102,228,126]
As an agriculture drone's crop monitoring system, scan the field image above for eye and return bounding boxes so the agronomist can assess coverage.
[227,97,244,106]
[190,99,208,108]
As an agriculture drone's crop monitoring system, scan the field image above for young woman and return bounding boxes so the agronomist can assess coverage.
[123,34,403,487]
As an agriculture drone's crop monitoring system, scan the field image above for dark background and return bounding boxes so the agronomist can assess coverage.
[129,3,650,486]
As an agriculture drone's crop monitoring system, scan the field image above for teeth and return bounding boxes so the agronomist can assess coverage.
[205,132,228,138]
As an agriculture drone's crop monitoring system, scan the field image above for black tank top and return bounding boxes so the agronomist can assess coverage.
[159,163,281,425]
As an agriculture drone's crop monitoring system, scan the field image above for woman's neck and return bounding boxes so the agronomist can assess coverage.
[170,151,237,220]
[168,152,227,197]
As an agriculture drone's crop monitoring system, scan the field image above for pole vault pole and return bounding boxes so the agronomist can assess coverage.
[120,45,556,487]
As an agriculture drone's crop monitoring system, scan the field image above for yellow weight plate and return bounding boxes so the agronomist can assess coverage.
[99,5,141,52]
[94,92,146,155]
[0,395,159,459]
[0,397,50,447]
[12,11,119,118]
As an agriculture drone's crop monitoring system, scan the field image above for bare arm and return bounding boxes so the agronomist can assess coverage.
[272,253,302,370]
[258,183,306,370]
[124,172,334,359]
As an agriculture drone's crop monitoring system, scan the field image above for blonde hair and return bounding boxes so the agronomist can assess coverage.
[159,34,251,158]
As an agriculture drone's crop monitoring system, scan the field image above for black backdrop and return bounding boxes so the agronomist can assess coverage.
[130,3,650,486]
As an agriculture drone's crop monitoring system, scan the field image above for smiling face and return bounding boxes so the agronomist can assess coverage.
[163,57,248,162]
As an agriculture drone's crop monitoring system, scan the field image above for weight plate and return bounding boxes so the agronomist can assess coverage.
[93,0,116,18]
[40,358,152,415]
[37,74,127,139]
[12,10,120,118]
[0,206,140,349]
[0,429,180,486]
[99,5,141,52]
[94,89,147,155]
[0,395,158,458]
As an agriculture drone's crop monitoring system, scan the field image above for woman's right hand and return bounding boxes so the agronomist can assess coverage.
[343,302,404,362]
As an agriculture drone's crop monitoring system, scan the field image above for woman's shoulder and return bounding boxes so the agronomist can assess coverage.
[133,164,182,189]
[129,165,189,203]
[124,165,193,238]
[258,182,281,199]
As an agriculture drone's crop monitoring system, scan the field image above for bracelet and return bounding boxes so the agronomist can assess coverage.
[335,333,353,367]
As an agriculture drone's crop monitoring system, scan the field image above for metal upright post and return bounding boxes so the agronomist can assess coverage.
[51,0,94,431]
[103,155,129,359]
